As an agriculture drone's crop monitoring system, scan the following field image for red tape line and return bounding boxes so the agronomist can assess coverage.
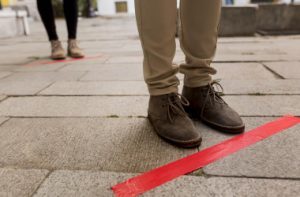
[24,54,105,66]
[112,115,300,197]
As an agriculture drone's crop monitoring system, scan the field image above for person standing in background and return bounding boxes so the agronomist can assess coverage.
[37,0,84,60]
[134,0,245,148]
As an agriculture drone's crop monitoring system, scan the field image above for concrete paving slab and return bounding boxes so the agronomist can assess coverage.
[0,95,6,102]
[0,168,48,197]
[80,64,143,81]
[0,72,12,79]
[0,96,299,117]
[39,79,300,96]
[221,79,300,95]
[0,117,8,125]
[225,95,300,116]
[199,117,300,178]
[15,63,67,72]
[105,56,143,64]
[0,71,85,82]
[34,170,300,197]
[0,65,20,71]
[0,81,52,95]
[0,118,196,171]
[0,96,147,117]
[39,81,148,96]
[265,62,300,79]
[59,63,139,72]
[79,63,275,81]
[214,63,276,80]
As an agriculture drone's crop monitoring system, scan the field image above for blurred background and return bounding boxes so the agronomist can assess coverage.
[0,0,299,38]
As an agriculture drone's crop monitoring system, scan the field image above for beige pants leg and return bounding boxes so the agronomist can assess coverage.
[180,0,221,87]
[134,0,221,95]
[135,0,179,95]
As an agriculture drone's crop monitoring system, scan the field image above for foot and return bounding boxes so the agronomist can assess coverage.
[68,39,84,58]
[182,81,245,134]
[50,40,66,60]
[148,93,202,148]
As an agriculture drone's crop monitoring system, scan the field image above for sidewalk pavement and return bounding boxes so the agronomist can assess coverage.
[0,17,299,197]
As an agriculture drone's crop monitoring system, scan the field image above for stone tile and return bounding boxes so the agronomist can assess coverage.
[0,96,299,117]
[221,79,300,95]
[215,42,300,61]
[80,64,143,81]
[265,62,300,79]
[214,63,276,80]
[15,63,67,72]
[34,171,300,197]
[0,81,52,95]
[39,81,148,95]
[0,168,48,197]
[105,56,143,64]
[59,63,138,72]
[79,63,276,81]
[199,117,300,178]
[0,65,20,71]
[0,118,196,171]
[0,117,8,125]
[0,95,6,102]
[19,79,300,96]
[0,96,147,117]
[225,95,300,116]
[0,71,85,82]
[0,72,12,79]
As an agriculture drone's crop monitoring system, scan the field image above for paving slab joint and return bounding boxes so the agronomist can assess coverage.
[0,117,10,126]
[30,170,53,197]
[202,174,300,181]
[261,63,285,79]
[35,82,56,95]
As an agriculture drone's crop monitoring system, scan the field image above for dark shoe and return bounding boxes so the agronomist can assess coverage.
[148,93,202,148]
[182,81,245,134]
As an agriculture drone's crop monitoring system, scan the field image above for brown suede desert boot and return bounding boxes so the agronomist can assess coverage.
[182,81,245,134]
[50,40,66,60]
[148,93,202,148]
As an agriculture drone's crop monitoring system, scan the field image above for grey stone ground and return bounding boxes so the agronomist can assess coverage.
[0,17,299,196]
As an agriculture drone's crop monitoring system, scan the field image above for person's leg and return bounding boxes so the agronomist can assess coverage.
[180,0,244,133]
[63,0,84,58]
[135,0,179,96]
[63,0,78,39]
[134,0,201,148]
[179,0,220,88]
[37,0,65,59]
[37,0,59,41]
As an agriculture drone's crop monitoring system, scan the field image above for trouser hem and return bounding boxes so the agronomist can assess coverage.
[183,79,212,88]
[148,86,179,96]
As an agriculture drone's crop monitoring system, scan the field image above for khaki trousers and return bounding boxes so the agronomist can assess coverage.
[135,0,221,95]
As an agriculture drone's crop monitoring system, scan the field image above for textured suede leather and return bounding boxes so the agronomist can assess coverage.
[68,39,84,58]
[182,83,245,134]
[50,40,66,60]
[148,93,202,148]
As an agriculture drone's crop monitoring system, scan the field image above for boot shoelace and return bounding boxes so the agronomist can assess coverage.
[206,80,226,105]
[164,93,190,123]
[201,80,227,116]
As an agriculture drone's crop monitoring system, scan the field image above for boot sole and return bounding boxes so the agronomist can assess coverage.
[185,108,245,134]
[148,116,202,148]
[68,52,84,59]
[51,56,66,60]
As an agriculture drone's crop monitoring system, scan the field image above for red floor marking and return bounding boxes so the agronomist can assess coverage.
[112,115,300,197]
[24,54,104,66]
